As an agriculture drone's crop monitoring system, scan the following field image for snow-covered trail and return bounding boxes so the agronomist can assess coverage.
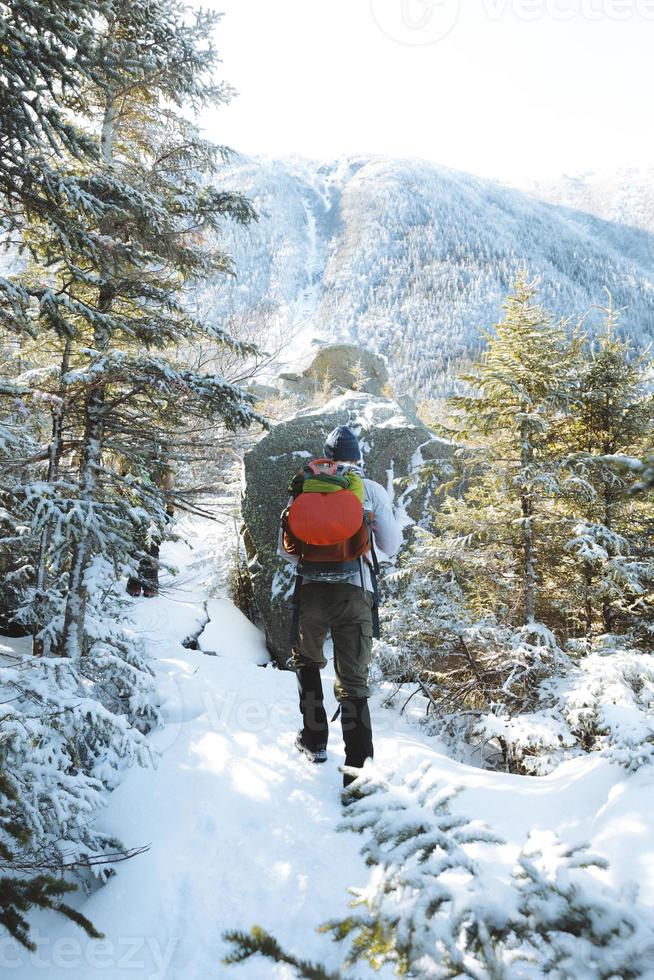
[5,524,388,979]
[6,520,654,979]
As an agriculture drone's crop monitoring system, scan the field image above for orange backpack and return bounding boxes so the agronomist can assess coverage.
[282,459,373,578]
[283,459,382,645]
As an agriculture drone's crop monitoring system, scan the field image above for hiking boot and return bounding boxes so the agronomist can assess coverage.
[340,697,374,788]
[296,664,329,750]
[295,731,327,764]
[126,580,142,597]
[142,587,157,598]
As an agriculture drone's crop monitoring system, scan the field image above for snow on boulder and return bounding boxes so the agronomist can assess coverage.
[198,598,270,665]
[242,389,454,668]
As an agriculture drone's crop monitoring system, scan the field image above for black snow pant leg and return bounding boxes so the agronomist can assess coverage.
[296,664,329,751]
[340,697,374,787]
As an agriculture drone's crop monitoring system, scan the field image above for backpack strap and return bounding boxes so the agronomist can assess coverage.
[288,470,305,498]
[363,513,381,639]
[370,575,380,640]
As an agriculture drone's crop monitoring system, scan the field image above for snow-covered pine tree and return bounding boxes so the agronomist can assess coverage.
[0,0,259,947]
[224,927,342,980]
[0,4,135,944]
[224,777,654,979]
[379,276,574,746]
[2,0,259,656]
[557,297,654,640]
[329,774,654,977]
[0,1,107,635]
[513,832,654,978]
[0,372,40,631]
[324,763,508,978]
[0,761,101,951]
[373,554,472,690]
[224,765,509,979]
[0,0,129,646]
[0,1,104,226]
[0,634,153,862]
[46,1,257,659]
[433,272,577,630]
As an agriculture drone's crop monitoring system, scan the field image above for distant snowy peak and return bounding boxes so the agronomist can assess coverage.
[207,154,654,397]
[517,166,654,235]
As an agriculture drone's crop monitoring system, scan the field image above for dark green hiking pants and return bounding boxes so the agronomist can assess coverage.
[291,582,375,701]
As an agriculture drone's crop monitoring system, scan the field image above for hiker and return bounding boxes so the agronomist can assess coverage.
[279,425,402,787]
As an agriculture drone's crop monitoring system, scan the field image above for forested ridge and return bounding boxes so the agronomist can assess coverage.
[199,154,654,397]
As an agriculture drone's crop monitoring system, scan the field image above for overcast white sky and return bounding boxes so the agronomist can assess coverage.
[199,0,654,182]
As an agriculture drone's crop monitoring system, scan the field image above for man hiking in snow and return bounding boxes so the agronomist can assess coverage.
[279,425,402,787]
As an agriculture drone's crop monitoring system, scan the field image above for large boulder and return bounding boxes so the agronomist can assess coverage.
[279,343,389,398]
[241,391,454,667]
[307,344,389,395]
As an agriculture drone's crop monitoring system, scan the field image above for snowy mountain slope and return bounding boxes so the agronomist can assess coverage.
[5,518,654,978]
[206,155,654,397]
[520,166,654,236]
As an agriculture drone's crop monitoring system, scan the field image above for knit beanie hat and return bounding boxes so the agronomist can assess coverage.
[323,425,362,463]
